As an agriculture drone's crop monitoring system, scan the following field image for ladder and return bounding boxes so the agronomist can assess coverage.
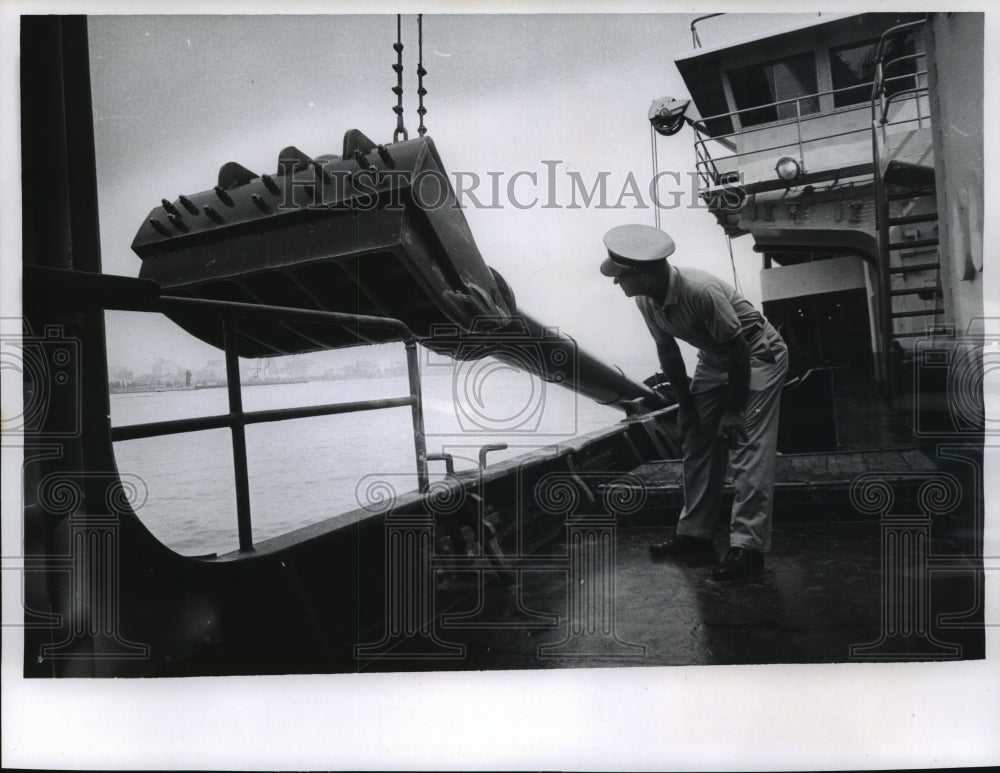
[870,18,942,399]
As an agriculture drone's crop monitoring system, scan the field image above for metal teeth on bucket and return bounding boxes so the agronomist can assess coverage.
[132,129,513,357]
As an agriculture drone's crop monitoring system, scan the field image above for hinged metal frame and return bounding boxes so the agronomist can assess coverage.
[102,292,430,552]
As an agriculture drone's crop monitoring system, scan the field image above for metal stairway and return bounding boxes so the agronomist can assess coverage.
[870,17,943,397]
[883,181,942,339]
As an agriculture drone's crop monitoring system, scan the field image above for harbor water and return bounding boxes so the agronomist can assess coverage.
[110,366,623,556]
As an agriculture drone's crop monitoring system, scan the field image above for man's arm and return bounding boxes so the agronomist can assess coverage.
[723,333,751,414]
[656,337,699,433]
[719,333,751,446]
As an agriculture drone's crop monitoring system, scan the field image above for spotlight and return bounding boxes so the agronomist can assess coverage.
[775,157,801,182]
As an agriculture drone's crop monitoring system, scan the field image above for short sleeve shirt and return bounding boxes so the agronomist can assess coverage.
[636,265,766,374]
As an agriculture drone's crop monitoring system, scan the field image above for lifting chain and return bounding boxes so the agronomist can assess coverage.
[390,14,428,142]
[416,14,427,137]
[392,14,408,142]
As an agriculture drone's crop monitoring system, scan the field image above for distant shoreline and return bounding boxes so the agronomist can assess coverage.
[107,374,406,395]
[107,357,657,396]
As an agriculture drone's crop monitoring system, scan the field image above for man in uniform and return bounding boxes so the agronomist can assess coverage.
[600,224,788,579]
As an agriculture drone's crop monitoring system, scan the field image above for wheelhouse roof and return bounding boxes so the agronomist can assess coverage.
[674,12,925,133]
[675,13,858,65]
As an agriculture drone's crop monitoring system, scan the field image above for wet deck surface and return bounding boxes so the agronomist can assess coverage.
[630,448,937,491]
[358,521,983,672]
[355,370,983,673]
[830,368,915,450]
[618,369,936,517]
[616,443,940,524]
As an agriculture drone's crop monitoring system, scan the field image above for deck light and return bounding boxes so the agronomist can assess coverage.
[775,156,801,182]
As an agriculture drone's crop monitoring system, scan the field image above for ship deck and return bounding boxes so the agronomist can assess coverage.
[354,370,985,672]
[355,518,983,672]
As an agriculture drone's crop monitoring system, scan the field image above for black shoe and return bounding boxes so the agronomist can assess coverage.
[711,547,764,580]
[649,534,715,562]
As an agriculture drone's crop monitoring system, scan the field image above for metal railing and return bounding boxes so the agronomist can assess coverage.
[870,17,931,397]
[105,292,430,553]
[872,20,928,121]
[872,22,930,153]
[691,13,724,49]
[690,71,925,192]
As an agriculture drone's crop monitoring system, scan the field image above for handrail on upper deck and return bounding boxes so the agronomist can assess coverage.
[690,70,926,191]
[690,13,724,49]
[872,18,927,80]
[872,18,928,126]
[869,16,930,399]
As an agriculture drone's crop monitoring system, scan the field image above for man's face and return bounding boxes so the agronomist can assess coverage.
[613,269,656,298]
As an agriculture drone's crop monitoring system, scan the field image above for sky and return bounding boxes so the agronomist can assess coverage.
[89,13,820,380]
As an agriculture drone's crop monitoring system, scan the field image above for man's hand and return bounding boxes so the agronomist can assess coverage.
[717,408,748,448]
[677,401,701,439]
[640,393,669,413]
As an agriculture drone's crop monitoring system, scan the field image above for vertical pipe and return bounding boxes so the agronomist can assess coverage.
[795,98,804,169]
[871,89,894,397]
[877,62,887,124]
[649,123,660,231]
[63,17,102,275]
[695,139,709,191]
[224,319,254,551]
[405,340,429,493]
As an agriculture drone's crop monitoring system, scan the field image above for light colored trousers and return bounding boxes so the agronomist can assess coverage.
[674,333,789,552]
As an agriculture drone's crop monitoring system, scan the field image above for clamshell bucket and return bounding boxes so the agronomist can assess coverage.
[132,130,513,356]
[132,129,656,409]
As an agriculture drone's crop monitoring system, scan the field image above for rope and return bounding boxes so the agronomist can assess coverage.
[392,14,408,142]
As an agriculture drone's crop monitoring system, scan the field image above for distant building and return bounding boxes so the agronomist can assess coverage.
[110,367,133,388]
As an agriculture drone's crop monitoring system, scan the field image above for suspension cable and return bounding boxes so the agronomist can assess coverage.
[649,122,661,231]
[392,15,408,142]
[416,14,427,137]
[649,93,738,290]
[726,233,741,293]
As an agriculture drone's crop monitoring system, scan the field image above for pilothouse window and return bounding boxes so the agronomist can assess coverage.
[727,52,819,127]
[830,34,917,107]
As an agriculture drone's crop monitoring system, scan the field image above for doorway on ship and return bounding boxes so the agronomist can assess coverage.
[764,287,873,379]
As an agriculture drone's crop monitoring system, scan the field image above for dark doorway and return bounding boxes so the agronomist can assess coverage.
[764,288,873,377]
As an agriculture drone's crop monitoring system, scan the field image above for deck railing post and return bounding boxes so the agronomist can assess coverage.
[223,318,254,551]
[688,73,937,203]
[795,98,804,170]
[405,340,429,493]
[99,289,435,544]
[875,61,886,123]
